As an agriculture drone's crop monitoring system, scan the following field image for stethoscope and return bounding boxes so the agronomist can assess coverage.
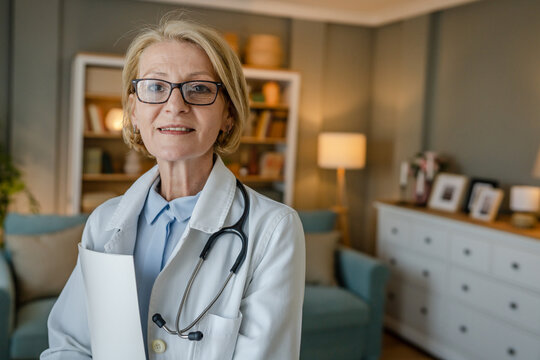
[151,179,249,341]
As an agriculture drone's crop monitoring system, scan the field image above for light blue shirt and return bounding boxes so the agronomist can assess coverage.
[134,177,200,354]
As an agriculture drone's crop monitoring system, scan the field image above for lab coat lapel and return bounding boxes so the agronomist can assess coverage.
[189,156,237,234]
[103,165,159,255]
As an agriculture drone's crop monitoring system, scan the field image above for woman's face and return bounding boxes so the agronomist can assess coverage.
[129,40,231,164]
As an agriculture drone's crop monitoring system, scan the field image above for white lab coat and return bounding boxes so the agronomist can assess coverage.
[41,156,305,360]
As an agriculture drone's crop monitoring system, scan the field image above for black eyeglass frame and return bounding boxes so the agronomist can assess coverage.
[131,78,223,106]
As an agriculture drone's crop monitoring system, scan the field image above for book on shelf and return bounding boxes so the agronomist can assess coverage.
[259,152,284,178]
[268,118,286,138]
[243,111,257,137]
[83,147,103,174]
[87,103,105,133]
[254,110,272,138]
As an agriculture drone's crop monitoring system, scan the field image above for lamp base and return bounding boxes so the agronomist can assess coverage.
[511,212,538,228]
[331,205,351,247]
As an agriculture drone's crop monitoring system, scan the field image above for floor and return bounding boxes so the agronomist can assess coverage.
[380,330,438,360]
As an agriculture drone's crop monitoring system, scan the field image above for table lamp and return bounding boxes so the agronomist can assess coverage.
[318,132,366,246]
[510,186,540,228]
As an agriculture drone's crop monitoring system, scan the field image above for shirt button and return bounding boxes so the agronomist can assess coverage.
[152,339,167,354]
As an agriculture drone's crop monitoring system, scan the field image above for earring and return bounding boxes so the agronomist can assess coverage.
[133,125,140,134]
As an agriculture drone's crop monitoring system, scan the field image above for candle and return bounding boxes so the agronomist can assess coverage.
[416,170,425,195]
[425,152,435,181]
[400,161,409,187]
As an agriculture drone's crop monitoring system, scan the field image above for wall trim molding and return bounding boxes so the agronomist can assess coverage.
[141,0,480,26]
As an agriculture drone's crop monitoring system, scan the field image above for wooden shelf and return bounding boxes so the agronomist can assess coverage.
[82,173,140,182]
[86,93,122,102]
[250,102,289,111]
[84,131,122,139]
[241,136,286,145]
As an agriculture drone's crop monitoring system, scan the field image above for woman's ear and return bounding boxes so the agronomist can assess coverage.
[128,93,138,128]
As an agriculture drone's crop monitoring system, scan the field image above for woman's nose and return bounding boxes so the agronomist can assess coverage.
[165,87,189,112]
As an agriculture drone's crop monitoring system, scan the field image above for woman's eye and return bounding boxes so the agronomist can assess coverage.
[192,84,211,93]
[148,83,166,93]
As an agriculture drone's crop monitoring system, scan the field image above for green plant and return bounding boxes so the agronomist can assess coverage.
[0,147,39,229]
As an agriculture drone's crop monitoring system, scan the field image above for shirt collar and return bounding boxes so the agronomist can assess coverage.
[143,178,201,225]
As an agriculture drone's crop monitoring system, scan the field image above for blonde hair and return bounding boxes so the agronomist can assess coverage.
[122,16,249,157]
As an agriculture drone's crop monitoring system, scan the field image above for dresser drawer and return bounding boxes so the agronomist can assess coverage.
[447,302,540,360]
[450,233,491,273]
[450,267,540,334]
[493,246,540,292]
[381,246,447,292]
[379,244,408,282]
[379,212,411,246]
[386,281,447,340]
[411,222,449,259]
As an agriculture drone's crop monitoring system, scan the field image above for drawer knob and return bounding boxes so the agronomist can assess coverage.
[511,262,520,271]
[461,284,469,292]
[509,302,518,310]
[391,227,398,235]
[420,306,428,315]
[422,269,430,278]
[507,347,516,356]
[459,325,468,333]
[387,292,395,301]
[424,237,432,244]
[389,258,397,266]
[463,248,471,256]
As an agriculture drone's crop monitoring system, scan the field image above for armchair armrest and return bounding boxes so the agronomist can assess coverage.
[0,251,15,360]
[336,247,389,360]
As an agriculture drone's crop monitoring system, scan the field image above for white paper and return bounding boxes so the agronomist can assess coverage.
[79,243,146,360]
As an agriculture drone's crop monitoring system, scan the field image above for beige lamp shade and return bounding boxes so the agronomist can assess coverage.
[510,186,540,212]
[318,132,366,169]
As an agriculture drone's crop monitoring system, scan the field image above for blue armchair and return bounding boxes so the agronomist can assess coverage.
[299,210,389,360]
[0,213,88,360]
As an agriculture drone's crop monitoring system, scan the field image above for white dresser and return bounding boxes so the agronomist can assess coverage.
[375,201,540,360]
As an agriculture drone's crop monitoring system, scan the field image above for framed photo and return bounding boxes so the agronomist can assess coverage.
[428,173,469,212]
[470,188,504,222]
[463,178,499,213]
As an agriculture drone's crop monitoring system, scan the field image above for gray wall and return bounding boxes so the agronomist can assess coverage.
[426,0,540,188]
[11,0,61,211]
[0,0,10,149]
[366,16,430,253]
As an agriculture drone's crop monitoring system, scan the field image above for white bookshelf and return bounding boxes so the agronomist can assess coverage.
[66,53,300,214]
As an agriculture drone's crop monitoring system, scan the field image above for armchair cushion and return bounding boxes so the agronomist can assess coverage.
[305,231,340,286]
[302,285,368,332]
[10,297,56,359]
[5,224,84,303]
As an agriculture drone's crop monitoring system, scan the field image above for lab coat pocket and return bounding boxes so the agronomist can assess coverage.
[192,312,243,360]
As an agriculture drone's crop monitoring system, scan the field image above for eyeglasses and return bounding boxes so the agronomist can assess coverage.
[132,79,223,105]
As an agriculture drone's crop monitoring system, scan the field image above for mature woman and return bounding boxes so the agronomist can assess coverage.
[41,17,305,360]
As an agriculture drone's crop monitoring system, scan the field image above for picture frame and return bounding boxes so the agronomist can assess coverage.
[427,173,469,212]
[470,188,504,222]
[462,178,499,213]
